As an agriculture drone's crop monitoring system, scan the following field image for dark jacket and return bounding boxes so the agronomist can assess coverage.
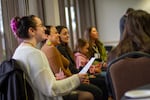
[57,43,79,74]
[0,59,34,100]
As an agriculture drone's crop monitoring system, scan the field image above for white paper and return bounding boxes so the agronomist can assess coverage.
[125,90,150,98]
[79,57,95,74]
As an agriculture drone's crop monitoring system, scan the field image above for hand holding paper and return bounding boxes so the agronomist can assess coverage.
[79,57,95,74]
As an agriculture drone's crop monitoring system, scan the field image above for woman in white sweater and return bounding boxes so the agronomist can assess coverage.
[10,15,89,100]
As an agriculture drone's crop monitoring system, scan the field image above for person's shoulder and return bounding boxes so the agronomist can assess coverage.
[22,47,45,58]
[74,52,86,58]
[18,46,42,55]
[56,44,66,52]
[107,48,117,62]
[49,46,59,54]
[57,44,64,48]
[74,52,81,56]
[96,40,104,46]
[31,48,45,58]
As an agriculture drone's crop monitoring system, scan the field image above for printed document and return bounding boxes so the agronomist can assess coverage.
[79,57,95,74]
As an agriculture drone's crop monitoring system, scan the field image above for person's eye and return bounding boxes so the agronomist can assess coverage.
[36,24,44,27]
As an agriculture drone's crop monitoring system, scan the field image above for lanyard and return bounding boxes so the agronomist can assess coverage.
[92,45,99,53]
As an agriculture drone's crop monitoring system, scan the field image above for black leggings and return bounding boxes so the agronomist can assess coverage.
[77,84,103,100]
[63,84,102,100]
[89,74,109,100]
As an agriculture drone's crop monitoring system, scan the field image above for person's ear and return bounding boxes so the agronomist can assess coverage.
[28,27,35,37]
[45,34,49,39]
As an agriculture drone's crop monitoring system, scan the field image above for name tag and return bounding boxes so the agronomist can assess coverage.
[94,53,100,59]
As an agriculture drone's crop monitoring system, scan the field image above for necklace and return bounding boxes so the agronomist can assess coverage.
[23,41,35,47]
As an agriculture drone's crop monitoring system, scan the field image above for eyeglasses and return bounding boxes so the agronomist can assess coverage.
[36,24,44,27]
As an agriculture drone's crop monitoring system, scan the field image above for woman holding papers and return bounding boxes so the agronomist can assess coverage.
[74,38,109,100]
[56,25,110,100]
[74,38,101,74]
[74,38,90,70]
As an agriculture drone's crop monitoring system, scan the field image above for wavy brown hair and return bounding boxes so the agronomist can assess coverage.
[108,10,150,62]
[84,26,103,58]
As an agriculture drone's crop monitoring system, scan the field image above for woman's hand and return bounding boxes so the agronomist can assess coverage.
[78,74,89,84]
[102,62,107,68]
[89,65,96,74]
[55,71,66,80]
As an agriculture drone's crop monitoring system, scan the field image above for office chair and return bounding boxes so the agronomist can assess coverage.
[106,52,150,100]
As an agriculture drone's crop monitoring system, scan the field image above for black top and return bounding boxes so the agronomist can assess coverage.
[57,43,79,74]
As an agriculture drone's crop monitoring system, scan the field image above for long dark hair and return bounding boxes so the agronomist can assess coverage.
[41,25,53,45]
[56,25,74,58]
[84,26,103,57]
[45,25,53,35]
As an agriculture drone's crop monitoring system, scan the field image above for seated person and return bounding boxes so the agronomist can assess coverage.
[74,38,102,75]
[41,26,72,79]
[84,26,107,70]
[56,26,108,100]
[10,15,89,100]
[107,10,150,99]
[74,38,109,100]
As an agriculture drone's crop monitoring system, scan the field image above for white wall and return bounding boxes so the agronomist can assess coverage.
[95,0,150,46]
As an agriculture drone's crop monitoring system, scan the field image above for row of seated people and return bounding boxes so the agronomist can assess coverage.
[41,25,110,100]
[40,9,150,100]
[9,9,150,100]
[10,15,99,100]
[73,9,150,100]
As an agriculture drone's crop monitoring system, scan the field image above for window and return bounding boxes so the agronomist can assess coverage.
[64,0,77,50]
[58,0,96,50]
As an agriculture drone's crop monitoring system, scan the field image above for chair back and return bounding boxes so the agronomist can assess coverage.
[0,59,34,100]
[107,52,150,100]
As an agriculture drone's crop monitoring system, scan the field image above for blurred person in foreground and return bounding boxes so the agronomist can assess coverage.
[108,10,150,62]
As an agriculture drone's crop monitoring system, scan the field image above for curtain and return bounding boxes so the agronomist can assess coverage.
[0,0,3,62]
[1,0,96,60]
[77,0,96,35]
[1,0,21,60]
[1,0,45,61]
[58,0,66,26]
[58,0,96,50]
